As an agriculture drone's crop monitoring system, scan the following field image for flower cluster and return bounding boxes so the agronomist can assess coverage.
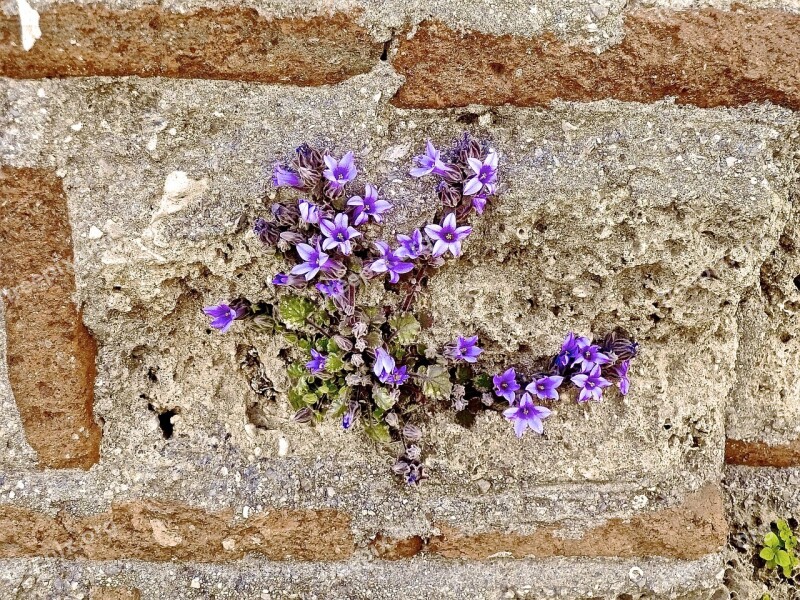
[204,135,498,485]
[494,332,638,437]
[202,135,639,483]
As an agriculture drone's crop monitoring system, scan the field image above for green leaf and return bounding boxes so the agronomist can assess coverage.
[760,547,776,561]
[765,532,780,548]
[278,296,316,329]
[373,387,396,411]
[328,389,349,418]
[389,314,421,345]
[288,382,309,411]
[325,353,345,373]
[363,422,391,443]
[326,338,340,353]
[302,393,318,406]
[454,364,472,384]
[364,330,384,350]
[766,559,777,569]
[776,550,792,568]
[287,363,306,382]
[250,313,275,333]
[473,373,492,392]
[782,565,793,578]
[419,364,453,401]
[362,306,385,325]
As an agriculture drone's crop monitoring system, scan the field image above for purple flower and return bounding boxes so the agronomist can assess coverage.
[347,183,392,226]
[273,164,303,188]
[373,348,396,379]
[471,184,496,214]
[526,375,563,401]
[396,229,425,260]
[275,273,306,288]
[571,365,612,403]
[472,194,488,215]
[298,199,321,224]
[463,151,499,196]
[306,349,327,374]
[203,303,244,333]
[290,243,330,281]
[322,151,357,190]
[574,339,613,371]
[410,140,455,178]
[315,279,345,297]
[444,335,483,363]
[610,359,631,395]
[320,213,361,255]
[381,366,408,387]
[424,213,472,257]
[369,241,414,284]
[342,403,359,430]
[493,368,520,403]
[554,333,583,370]
[503,392,552,437]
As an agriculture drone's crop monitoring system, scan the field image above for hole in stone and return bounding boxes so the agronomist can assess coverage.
[489,62,505,74]
[147,367,159,383]
[780,331,793,343]
[779,234,795,251]
[663,419,672,431]
[550,305,561,317]
[794,275,800,290]
[649,313,662,324]
[148,403,179,439]
[456,113,479,125]
[380,38,391,61]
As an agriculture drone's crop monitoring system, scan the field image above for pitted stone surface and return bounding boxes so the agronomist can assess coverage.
[0,71,796,541]
[1,2,800,596]
[0,554,727,599]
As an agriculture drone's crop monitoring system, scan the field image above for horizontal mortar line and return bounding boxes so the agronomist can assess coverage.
[724,437,800,467]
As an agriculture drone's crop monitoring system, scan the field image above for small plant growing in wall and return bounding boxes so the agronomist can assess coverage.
[759,519,799,578]
[203,134,638,485]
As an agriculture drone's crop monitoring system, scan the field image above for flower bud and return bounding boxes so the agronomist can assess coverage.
[437,181,462,208]
[392,459,411,475]
[405,444,422,461]
[402,424,423,442]
[333,335,354,352]
[279,230,306,245]
[293,407,313,423]
[253,217,280,246]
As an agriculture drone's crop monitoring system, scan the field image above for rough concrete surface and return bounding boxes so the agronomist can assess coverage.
[0,0,799,598]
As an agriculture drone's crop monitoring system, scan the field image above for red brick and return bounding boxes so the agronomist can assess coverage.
[393,8,800,110]
[0,6,381,85]
[0,168,101,469]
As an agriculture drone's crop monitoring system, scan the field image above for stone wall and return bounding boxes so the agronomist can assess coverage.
[0,1,798,598]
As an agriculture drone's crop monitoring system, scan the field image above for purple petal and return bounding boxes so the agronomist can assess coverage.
[462,177,483,196]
